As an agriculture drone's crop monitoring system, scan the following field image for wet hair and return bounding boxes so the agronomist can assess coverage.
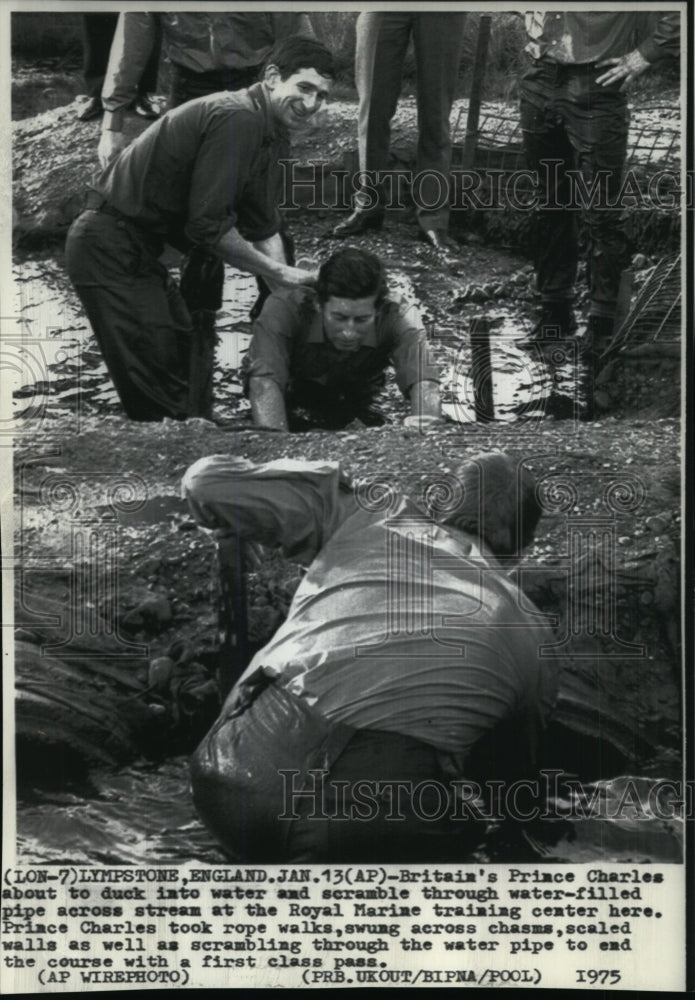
[316,248,388,306]
[264,36,337,81]
[444,453,542,558]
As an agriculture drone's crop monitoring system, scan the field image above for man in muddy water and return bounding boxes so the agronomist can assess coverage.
[65,37,335,422]
[519,11,679,417]
[182,451,558,862]
[243,247,442,431]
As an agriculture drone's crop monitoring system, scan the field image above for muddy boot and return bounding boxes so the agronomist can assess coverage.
[581,315,616,420]
[521,301,577,349]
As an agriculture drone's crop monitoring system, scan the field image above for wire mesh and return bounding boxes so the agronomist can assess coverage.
[451,102,681,180]
[607,253,681,356]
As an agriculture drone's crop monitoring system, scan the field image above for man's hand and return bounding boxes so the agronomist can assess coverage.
[278,265,318,288]
[98,130,128,169]
[596,49,651,90]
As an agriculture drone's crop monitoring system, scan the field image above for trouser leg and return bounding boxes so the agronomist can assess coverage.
[138,18,162,96]
[190,683,355,862]
[179,246,225,418]
[559,79,630,321]
[411,13,467,231]
[519,66,578,308]
[354,12,412,210]
[288,728,484,862]
[65,210,194,421]
[82,13,118,98]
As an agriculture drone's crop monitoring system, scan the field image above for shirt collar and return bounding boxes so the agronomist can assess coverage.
[249,82,289,142]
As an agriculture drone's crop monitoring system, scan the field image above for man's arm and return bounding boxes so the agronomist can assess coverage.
[596,11,680,88]
[387,301,442,424]
[98,12,157,168]
[249,376,289,430]
[182,456,354,563]
[212,227,317,287]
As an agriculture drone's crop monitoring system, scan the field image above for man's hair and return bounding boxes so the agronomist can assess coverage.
[264,36,336,81]
[316,248,388,306]
[444,453,541,558]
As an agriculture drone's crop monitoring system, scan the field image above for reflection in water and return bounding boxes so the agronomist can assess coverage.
[16,762,683,865]
[12,261,569,425]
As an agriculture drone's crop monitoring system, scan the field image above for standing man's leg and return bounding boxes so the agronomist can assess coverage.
[560,72,630,413]
[78,13,118,120]
[65,208,194,421]
[132,18,162,117]
[411,13,467,236]
[333,12,412,236]
[519,60,579,339]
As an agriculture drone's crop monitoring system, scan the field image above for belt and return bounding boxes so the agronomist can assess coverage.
[85,191,129,219]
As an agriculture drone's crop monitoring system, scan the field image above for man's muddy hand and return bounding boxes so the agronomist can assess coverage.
[280,265,319,288]
[596,49,651,89]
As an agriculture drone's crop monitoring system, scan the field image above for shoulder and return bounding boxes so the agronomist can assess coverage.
[256,288,314,330]
[379,295,424,336]
[202,91,265,127]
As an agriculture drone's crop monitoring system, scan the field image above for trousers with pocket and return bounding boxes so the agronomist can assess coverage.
[519,57,631,318]
[65,206,195,421]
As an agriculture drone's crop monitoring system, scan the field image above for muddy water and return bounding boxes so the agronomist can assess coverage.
[11,258,555,425]
[11,258,682,865]
[16,760,683,865]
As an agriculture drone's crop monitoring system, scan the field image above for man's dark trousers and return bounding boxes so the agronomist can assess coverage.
[65,204,194,421]
[355,12,467,232]
[519,57,631,320]
[82,13,160,100]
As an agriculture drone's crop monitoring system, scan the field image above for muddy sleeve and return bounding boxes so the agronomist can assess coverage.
[638,11,680,62]
[102,12,157,120]
[182,456,353,563]
[387,302,441,395]
[242,294,300,392]
[185,109,268,247]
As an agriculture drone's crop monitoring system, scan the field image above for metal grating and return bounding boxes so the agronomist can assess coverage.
[606,253,681,358]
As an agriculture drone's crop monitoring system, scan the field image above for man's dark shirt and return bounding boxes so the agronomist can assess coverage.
[524,11,680,65]
[94,83,287,249]
[242,288,441,397]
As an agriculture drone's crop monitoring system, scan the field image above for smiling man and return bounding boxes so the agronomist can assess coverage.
[244,247,442,430]
[65,36,335,421]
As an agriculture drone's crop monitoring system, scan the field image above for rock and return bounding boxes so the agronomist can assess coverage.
[122,595,173,630]
[148,656,175,693]
[646,512,672,534]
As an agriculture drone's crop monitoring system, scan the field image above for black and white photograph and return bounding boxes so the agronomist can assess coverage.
[2,2,691,991]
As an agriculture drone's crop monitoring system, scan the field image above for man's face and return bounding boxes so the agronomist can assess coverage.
[264,65,332,130]
[320,295,378,353]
